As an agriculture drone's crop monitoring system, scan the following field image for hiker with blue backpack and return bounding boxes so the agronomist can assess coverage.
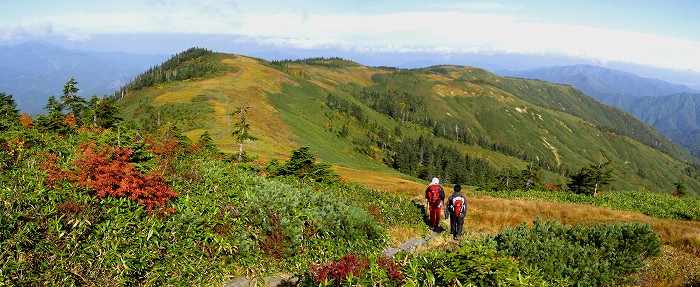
[446,184,467,240]
[425,177,445,231]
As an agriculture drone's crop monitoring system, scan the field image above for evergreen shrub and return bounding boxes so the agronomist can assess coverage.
[491,219,662,286]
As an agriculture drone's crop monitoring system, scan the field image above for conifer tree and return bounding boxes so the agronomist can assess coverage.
[60,77,86,118]
[0,93,19,130]
[197,131,218,153]
[44,95,63,115]
[520,163,542,189]
[278,146,339,184]
[35,96,67,133]
[567,160,614,196]
[230,106,257,161]
[85,95,121,128]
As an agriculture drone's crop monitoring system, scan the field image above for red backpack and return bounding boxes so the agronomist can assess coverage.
[451,196,465,217]
[427,185,441,205]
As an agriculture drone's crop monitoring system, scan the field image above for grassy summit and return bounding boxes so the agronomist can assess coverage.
[118,50,700,196]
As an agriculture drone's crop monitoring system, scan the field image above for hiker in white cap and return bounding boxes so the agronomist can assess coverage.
[424,177,445,231]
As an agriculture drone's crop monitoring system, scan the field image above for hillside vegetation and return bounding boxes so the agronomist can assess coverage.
[118,50,700,196]
[618,92,700,157]
[0,118,424,286]
[3,48,700,286]
[504,65,700,158]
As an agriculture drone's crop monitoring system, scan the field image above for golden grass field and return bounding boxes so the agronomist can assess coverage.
[148,56,300,160]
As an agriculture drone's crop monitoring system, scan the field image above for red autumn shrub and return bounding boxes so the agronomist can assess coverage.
[306,254,404,286]
[41,153,70,187]
[543,182,563,192]
[44,143,177,213]
[377,256,404,284]
[144,132,180,159]
[141,131,182,176]
[187,141,204,155]
[309,253,369,283]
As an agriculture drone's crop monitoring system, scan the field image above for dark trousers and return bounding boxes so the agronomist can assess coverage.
[429,204,441,229]
[450,215,464,236]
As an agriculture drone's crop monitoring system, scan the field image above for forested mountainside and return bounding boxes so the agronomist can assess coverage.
[116,48,700,196]
[612,93,700,158]
[504,64,700,158]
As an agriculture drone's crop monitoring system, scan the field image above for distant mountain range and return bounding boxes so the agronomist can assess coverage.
[502,65,700,157]
[0,42,167,114]
[502,65,696,100]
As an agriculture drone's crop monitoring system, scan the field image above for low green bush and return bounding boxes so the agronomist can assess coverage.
[402,244,550,287]
[297,243,550,287]
[297,219,662,287]
[490,218,662,286]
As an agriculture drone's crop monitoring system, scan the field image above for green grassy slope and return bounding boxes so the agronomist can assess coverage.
[117,53,700,196]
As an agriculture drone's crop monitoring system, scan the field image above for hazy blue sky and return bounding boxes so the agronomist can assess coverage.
[2,0,700,71]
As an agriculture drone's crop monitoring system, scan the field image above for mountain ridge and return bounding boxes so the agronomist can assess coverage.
[116,50,700,196]
[502,64,696,99]
[503,64,700,157]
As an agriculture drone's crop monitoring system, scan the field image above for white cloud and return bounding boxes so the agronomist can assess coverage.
[237,11,700,71]
[6,4,700,71]
[41,12,164,34]
[66,33,92,42]
[239,36,348,50]
[0,22,53,40]
[429,2,523,11]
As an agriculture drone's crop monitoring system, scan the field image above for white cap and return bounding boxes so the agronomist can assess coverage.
[431,178,439,184]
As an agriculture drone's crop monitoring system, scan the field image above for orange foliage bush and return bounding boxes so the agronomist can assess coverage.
[18,112,33,128]
[43,143,177,213]
[142,132,182,176]
[145,131,180,159]
[543,182,563,192]
[64,113,77,127]
[187,142,204,154]
[42,153,70,187]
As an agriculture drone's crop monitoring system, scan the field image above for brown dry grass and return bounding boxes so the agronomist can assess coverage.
[641,246,700,286]
[337,166,700,244]
[465,195,700,242]
[333,166,428,197]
